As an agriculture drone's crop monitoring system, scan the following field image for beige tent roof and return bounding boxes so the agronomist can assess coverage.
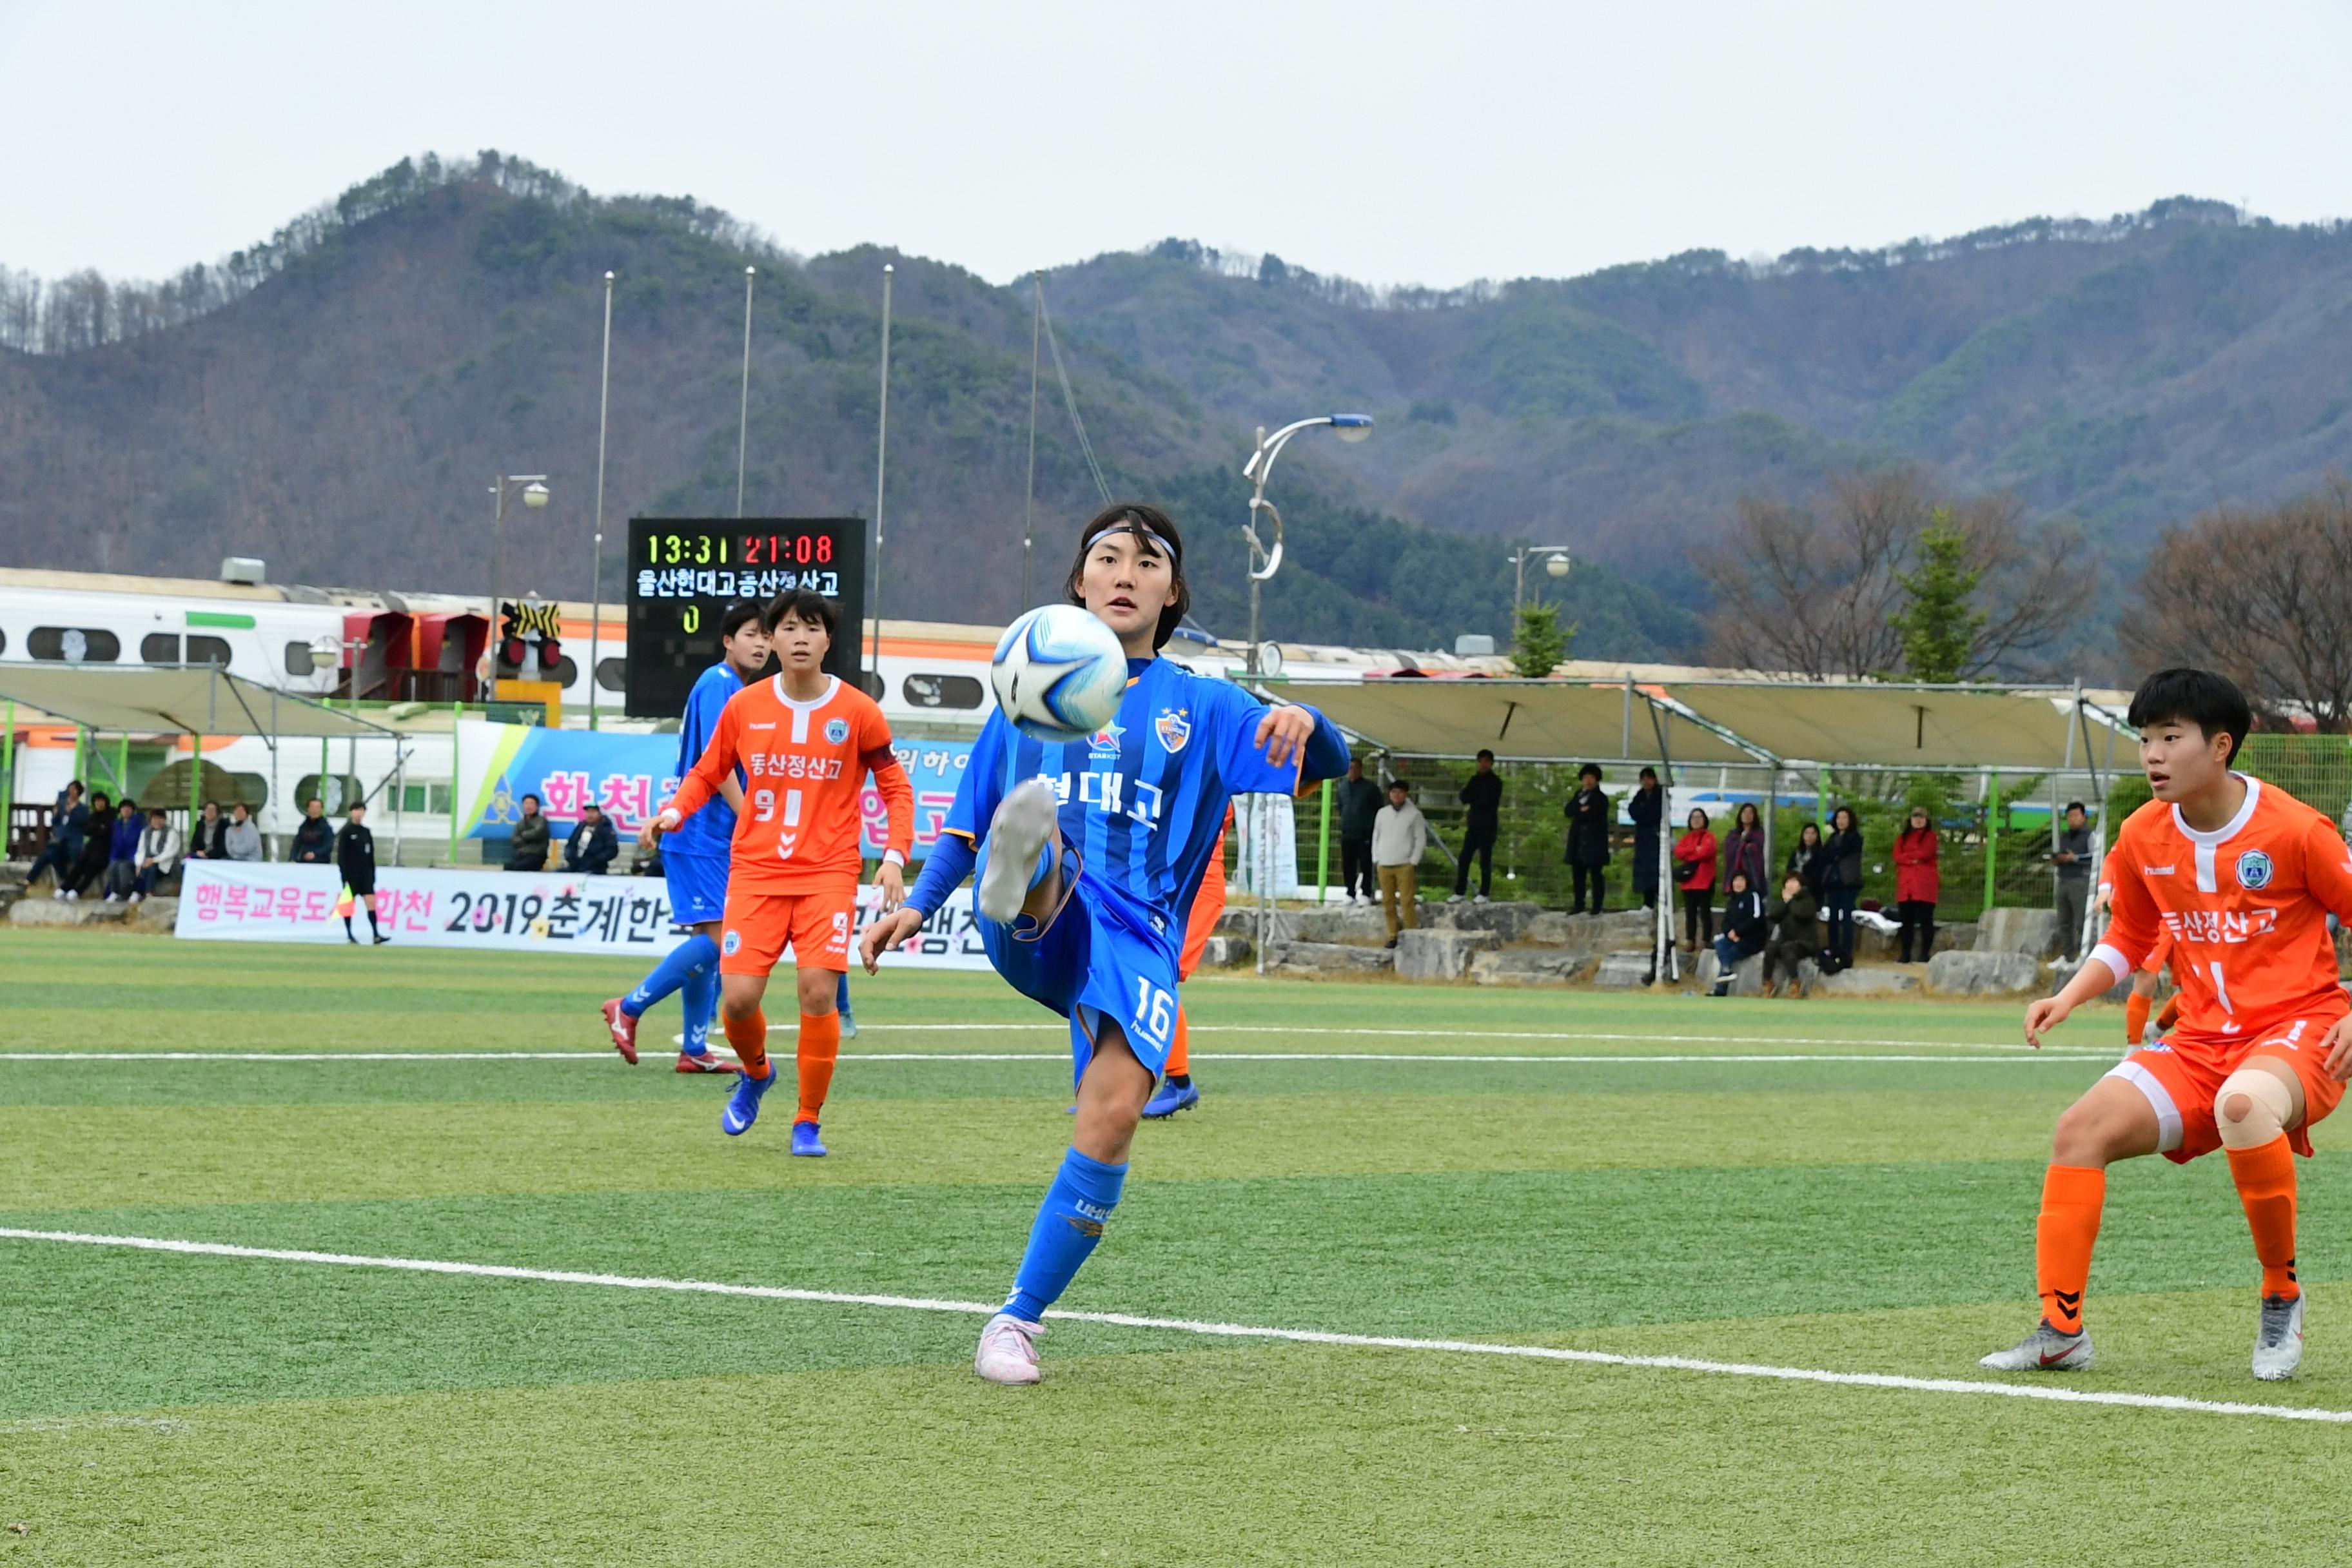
[0,666,391,738]
[1271,676,2123,771]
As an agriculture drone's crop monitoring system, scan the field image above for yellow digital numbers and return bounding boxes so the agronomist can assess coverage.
[681,604,701,634]
[647,531,729,565]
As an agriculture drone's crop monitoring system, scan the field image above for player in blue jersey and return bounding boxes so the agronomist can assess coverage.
[860,502,1349,1384]
[603,600,769,1072]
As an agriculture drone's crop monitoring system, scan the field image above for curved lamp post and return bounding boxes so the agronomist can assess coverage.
[1241,414,1372,675]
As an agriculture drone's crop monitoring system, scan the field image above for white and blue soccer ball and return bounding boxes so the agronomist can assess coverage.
[991,604,1128,742]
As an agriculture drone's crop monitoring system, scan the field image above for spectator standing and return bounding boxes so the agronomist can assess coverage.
[1452,749,1503,904]
[1373,779,1427,947]
[224,801,264,863]
[1673,807,1718,950]
[102,798,143,901]
[1562,763,1612,915]
[1892,805,1940,963]
[1709,868,1767,995]
[1627,766,1665,909]
[1819,806,1865,971]
[507,793,552,872]
[1335,759,1384,908]
[129,808,182,903]
[1784,821,1825,893]
[2050,801,2095,961]
[566,803,620,876]
[1761,872,1820,998]
[27,781,88,892]
[291,798,335,865]
[55,790,113,901]
[337,802,388,945]
[188,801,230,860]
[1723,801,1769,894]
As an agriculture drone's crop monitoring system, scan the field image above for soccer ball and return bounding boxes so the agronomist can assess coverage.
[992,604,1128,742]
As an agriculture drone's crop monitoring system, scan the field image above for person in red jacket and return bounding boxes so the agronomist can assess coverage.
[1673,808,1718,951]
[1892,804,1941,962]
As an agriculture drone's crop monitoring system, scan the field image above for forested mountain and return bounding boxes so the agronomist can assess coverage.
[6,154,2350,662]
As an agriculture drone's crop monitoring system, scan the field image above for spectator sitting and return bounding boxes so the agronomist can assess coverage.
[566,803,620,876]
[2051,800,2095,962]
[1893,804,1940,963]
[1784,820,1825,893]
[1373,779,1427,947]
[130,808,183,904]
[1673,807,1718,951]
[1709,868,1767,996]
[1627,766,1664,910]
[188,800,230,860]
[1451,749,1503,905]
[1562,763,1612,915]
[291,798,335,864]
[27,780,89,892]
[55,790,113,901]
[102,798,144,901]
[507,793,552,872]
[1762,872,1821,998]
[224,801,265,863]
[1335,758,1383,908]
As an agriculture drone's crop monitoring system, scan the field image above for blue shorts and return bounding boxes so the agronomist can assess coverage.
[663,848,729,926]
[977,843,1179,1088]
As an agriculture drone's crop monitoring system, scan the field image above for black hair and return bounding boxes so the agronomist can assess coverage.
[1578,763,1602,781]
[763,589,838,641]
[2064,800,2087,815]
[2128,667,2251,766]
[65,779,83,796]
[1066,502,1190,650]
[1387,778,1409,794]
[1639,766,1658,781]
[521,793,541,807]
[90,790,110,810]
[1831,805,1857,833]
[719,600,765,642]
[1798,821,1821,845]
[1476,749,1495,762]
[1734,801,1761,831]
[148,807,166,819]
[1687,807,1710,828]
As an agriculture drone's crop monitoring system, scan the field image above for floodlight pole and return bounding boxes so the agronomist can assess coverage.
[736,266,755,519]
[1509,545,1574,618]
[1023,270,1042,607]
[487,474,549,705]
[589,270,614,730]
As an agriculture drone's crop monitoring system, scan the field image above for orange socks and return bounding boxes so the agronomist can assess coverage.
[2124,994,2151,1046]
[796,1010,841,1126]
[2227,1135,2301,1300]
[724,1008,770,1080]
[2036,1164,2106,1333]
[2156,995,2180,1034]
[1166,1006,1190,1079]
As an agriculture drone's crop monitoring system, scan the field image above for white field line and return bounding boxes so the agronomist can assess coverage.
[0,1050,2112,1065]
[2,1226,2342,1427]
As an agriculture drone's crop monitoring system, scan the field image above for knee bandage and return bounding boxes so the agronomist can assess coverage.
[2215,1067,2295,1150]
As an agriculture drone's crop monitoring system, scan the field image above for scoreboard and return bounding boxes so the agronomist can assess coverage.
[624,518,868,718]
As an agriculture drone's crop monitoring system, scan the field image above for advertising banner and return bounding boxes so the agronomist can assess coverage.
[453,720,972,861]
[172,859,990,968]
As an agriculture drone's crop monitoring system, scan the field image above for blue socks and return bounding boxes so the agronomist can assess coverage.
[622,932,720,1035]
[1004,1147,1127,1322]
[680,965,718,1055]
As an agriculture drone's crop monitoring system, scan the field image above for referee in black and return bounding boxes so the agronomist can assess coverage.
[1452,749,1503,904]
[336,800,389,945]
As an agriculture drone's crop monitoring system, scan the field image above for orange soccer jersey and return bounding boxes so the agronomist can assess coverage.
[667,673,914,894]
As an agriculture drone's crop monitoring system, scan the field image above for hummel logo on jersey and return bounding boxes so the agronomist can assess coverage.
[2145,863,2176,876]
[747,721,777,730]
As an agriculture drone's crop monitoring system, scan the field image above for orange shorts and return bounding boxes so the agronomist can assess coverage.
[719,886,856,977]
[2140,930,2173,977]
[2107,1014,2347,1164]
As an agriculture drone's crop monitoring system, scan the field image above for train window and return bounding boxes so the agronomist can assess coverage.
[857,670,886,700]
[0,628,6,656]
[551,656,579,689]
[594,658,627,692]
[902,673,985,709]
[228,772,268,810]
[295,774,366,814]
[284,641,317,676]
[29,627,120,663]
[141,633,181,663]
[186,636,231,668]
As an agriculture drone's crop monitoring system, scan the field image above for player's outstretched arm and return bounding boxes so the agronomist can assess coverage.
[859,906,925,973]
[2025,954,2127,1048]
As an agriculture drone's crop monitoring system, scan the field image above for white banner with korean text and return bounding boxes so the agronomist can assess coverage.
[171,861,990,968]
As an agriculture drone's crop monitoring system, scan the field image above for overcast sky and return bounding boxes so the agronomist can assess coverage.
[5,0,2349,290]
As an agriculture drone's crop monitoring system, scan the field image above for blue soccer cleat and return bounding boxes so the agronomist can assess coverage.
[838,1010,858,1041]
[1142,1079,1200,1119]
[721,1067,777,1136]
[791,1120,828,1158]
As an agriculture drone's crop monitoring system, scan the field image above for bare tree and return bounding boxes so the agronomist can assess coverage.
[1700,467,2072,680]
[2130,478,2352,730]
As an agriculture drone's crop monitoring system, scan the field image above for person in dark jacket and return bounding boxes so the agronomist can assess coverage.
[1627,766,1665,909]
[336,802,388,945]
[102,798,144,901]
[1708,869,1767,996]
[188,800,230,860]
[1762,872,1820,998]
[1335,758,1384,906]
[506,793,552,872]
[1723,801,1769,894]
[1818,805,1865,970]
[1452,749,1504,903]
[292,797,335,864]
[56,790,113,900]
[566,803,619,876]
[1784,820,1825,893]
[1562,763,1612,914]
[28,780,88,891]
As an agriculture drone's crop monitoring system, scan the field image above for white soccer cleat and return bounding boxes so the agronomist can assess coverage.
[977,779,1059,925]
[975,1311,1043,1385]
[1979,1319,2093,1372]
[2253,1293,2305,1381]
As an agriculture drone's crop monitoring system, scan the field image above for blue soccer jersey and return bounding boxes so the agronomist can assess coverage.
[665,662,747,862]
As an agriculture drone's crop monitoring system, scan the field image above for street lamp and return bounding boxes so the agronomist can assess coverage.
[1241,414,1373,675]
[1509,544,1573,618]
[486,474,550,698]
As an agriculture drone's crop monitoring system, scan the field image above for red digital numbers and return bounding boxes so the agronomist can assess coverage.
[741,531,835,567]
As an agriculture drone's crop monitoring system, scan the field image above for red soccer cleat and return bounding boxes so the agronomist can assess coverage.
[602,999,639,1065]
[675,1050,740,1074]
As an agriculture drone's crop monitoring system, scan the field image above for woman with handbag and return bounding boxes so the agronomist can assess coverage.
[1672,808,1717,951]
[1892,804,1940,962]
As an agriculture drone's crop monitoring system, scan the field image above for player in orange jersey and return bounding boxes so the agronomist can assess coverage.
[643,591,914,1153]
[1143,804,1231,1119]
[2097,850,2179,1046]
[1988,668,2352,1381]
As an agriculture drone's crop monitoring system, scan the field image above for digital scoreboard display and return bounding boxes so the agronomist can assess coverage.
[623,518,868,718]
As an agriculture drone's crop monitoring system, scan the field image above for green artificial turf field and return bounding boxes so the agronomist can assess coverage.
[5,928,2352,1565]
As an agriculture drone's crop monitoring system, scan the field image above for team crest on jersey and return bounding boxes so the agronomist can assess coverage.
[824,717,850,745]
[2237,849,2275,890]
[1090,720,1126,758]
[1154,707,1191,753]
